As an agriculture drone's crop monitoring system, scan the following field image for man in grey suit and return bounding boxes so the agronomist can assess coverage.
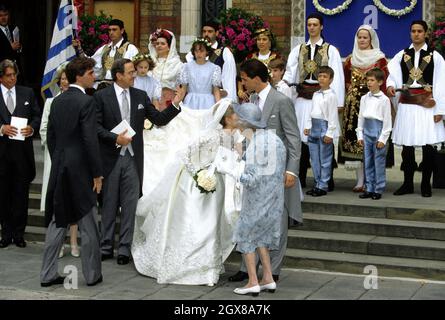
[229,59,302,282]
[95,58,184,265]
[41,57,103,287]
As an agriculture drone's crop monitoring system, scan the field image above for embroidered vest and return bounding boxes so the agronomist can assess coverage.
[401,46,434,88]
[100,42,131,80]
[209,44,225,69]
[298,42,330,83]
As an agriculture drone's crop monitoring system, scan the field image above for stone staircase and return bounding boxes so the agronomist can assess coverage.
[17,140,445,280]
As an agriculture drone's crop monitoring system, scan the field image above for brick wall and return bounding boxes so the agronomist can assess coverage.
[437,0,445,17]
[140,0,181,52]
[233,0,292,57]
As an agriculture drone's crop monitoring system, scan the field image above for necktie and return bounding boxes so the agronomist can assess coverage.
[122,90,130,121]
[4,27,12,42]
[6,90,14,114]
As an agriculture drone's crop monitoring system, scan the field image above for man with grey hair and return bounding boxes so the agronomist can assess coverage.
[95,58,185,265]
[0,59,40,249]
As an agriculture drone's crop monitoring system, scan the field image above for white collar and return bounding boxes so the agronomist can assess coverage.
[0,25,8,31]
[307,38,324,47]
[409,43,428,52]
[1,84,15,96]
[69,84,86,94]
[108,38,124,49]
[258,83,272,101]
[211,41,218,49]
[369,90,383,97]
[316,88,332,95]
[113,82,129,96]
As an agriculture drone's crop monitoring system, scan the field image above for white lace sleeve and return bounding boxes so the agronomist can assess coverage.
[212,64,222,88]
[153,78,162,101]
[181,131,222,176]
[177,63,189,85]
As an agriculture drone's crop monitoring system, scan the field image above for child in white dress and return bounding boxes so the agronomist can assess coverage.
[133,53,162,110]
[178,38,222,110]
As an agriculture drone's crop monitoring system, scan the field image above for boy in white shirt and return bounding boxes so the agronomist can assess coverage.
[357,68,392,200]
[269,58,294,100]
[304,66,339,197]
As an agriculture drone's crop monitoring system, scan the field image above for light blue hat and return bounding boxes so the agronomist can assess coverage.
[233,102,267,129]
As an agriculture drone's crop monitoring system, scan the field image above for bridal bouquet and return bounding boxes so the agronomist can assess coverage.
[194,169,217,194]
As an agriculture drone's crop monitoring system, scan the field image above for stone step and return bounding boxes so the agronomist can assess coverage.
[302,198,445,223]
[288,230,445,261]
[283,248,445,281]
[300,213,445,241]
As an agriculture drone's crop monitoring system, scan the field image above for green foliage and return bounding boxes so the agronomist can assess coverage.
[77,11,113,56]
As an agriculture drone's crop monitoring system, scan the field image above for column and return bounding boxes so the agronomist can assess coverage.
[180,0,201,54]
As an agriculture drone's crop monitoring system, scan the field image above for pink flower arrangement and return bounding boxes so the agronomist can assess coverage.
[217,8,270,62]
[77,11,112,56]
[430,17,445,58]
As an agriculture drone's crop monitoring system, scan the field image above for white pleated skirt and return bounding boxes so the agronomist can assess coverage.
[392,103,445,146]
[294,97,313,144]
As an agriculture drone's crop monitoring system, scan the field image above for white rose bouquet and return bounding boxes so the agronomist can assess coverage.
[194,169,217,194]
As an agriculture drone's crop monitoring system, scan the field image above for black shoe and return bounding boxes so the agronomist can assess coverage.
[311,188,327,197]
[228,271,249,282]
[306,188,316,196]
[421,181,432,198]
[272,274,279,282]
[101,253,114,261]
[371,193,382,200]
[117,255,130,265]
[0,238,13,248]
[393,183,414,196]
[328,179,335,192]
[14,238,26,248]
[41,276,66,287]
[359,192,373,199]
[87,275,103,286]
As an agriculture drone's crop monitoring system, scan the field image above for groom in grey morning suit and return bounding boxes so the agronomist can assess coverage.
[95,58,183,265]
[230,59,302,282]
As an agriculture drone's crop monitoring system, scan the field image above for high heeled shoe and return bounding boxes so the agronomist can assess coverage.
[233,285,260,296]
[70,245,80,257]
[259,282,276,293]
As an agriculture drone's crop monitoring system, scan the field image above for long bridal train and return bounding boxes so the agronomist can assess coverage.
[132,99,239,285]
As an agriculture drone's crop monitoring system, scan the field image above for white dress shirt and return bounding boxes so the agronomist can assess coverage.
[0,84,15,136]
[91,38,139,80]
[113,82,131,113]
[257,83,272,112]
[1,83,16,108]
[283,38,345,107]
[386,43,445,116]
[305,88,339,139]
[356,91,392,144]
[0,25,12,41]
[69,84,86,94]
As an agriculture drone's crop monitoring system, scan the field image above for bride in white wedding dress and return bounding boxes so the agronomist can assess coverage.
[132,98,241,285]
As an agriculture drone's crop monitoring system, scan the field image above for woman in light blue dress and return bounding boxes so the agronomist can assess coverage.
[216,103,286,296]
[178,38,222,110]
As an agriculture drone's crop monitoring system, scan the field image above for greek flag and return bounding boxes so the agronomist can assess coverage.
[41,0,77,99]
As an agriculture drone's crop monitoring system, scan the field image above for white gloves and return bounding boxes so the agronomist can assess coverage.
[213,146,245,179]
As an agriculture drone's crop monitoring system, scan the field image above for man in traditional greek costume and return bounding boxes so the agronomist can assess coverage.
[387,20,445,197]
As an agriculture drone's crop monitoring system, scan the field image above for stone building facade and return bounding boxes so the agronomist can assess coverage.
[79,0,445,57]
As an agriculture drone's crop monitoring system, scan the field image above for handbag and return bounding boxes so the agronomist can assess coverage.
[433,143,445,189]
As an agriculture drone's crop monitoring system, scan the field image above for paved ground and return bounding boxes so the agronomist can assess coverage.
[1,242,445,300]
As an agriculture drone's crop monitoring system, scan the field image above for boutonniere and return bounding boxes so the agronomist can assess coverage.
[24,101,29,106]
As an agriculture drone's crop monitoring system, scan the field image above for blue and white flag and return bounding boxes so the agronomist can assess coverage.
[41,0,77,99]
